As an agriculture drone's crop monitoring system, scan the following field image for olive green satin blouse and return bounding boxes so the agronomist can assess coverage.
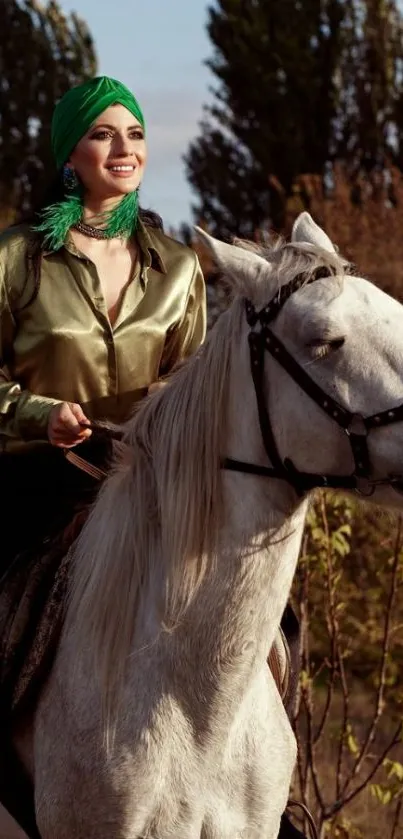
[0,221,206,450]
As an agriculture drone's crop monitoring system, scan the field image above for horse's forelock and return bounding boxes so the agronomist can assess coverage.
[228,235,347,308]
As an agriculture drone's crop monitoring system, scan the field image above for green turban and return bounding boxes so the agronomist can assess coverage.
[51,75,145,170]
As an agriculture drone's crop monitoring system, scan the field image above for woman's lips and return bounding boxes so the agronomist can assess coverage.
[106,165,136,178]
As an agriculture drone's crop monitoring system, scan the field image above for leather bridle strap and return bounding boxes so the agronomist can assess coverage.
[248,328,285,474]
[365,403,403,429]
[252,326,371,482]
[221,456,359,492]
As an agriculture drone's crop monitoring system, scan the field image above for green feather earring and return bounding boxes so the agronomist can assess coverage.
[34,166,83,251]
[102,190,139,238]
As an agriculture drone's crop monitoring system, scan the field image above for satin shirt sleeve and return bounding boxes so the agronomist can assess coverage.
[159,254,206,376]
[0,246,61,442]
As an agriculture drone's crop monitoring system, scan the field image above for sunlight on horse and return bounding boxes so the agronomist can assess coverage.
[15,212,403,839]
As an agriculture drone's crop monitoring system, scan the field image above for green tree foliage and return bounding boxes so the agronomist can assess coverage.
[0,0,97,221]
[186,0,403,237]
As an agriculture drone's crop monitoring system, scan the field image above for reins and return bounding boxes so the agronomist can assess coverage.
[287,800,319,839]
[64,449,107,481]
[64,421,123,480]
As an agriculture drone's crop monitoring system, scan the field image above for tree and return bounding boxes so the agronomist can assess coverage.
[334,0,403,174]
[0,0,97,222]
[185,0,403,238]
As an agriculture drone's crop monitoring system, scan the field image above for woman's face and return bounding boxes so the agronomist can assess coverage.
[69,104,147,201]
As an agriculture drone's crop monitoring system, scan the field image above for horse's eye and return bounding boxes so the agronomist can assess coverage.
[308,337,345,358]
[329,337,345,351]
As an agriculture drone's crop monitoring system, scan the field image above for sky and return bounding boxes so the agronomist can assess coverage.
[58,0,214,231]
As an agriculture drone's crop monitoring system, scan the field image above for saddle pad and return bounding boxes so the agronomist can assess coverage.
[0,514,86,718]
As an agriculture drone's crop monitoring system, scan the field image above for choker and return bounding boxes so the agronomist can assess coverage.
[73,219,126,240]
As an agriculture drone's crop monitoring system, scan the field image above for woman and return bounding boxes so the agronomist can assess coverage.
[0,75,206,567]
[0,77,306,839]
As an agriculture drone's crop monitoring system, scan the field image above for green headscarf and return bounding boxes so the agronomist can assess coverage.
[35,76,146,250]
[51,75,145,169]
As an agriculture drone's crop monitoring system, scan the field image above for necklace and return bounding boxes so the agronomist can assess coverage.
[73,220,125,240]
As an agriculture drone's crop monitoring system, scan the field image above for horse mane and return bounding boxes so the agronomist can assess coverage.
[67,234,347,723]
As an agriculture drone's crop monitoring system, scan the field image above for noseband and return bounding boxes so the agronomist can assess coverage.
[222,267,403,497]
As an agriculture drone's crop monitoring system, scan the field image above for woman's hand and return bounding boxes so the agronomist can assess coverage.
[47,401,92,448]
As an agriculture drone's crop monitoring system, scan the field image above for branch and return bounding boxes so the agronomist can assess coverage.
[324,720,402,817]
[335,635,350,799]
[305,685,326,814]
[314,546,337,744]
[295,722,307,807]
[295,531,326,822]
[294,533,309,724]
[298,520,325,815]
[341,516,402,796]
[300,559,312,800]
[391,795,403,839]
[313,659,336,744]
[318,495,350,798]
[294,546,309,805]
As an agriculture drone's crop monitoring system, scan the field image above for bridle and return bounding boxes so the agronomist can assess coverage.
[222,266,403,497]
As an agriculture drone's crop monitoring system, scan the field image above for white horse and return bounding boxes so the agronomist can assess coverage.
[14,213,403,839]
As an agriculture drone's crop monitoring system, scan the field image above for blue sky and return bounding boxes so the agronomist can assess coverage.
[58,0,214,231]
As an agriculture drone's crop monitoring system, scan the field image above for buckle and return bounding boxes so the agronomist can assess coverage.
[354,476,375,496]
[345,414,368,437]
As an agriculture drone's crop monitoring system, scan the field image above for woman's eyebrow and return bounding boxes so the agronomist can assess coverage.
[90,122,143,131]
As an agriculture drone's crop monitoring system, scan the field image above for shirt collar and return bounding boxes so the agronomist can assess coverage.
[136,220,166,275]
[43,219,166,275]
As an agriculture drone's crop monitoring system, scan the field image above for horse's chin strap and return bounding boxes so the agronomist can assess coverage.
[221,269,403,498]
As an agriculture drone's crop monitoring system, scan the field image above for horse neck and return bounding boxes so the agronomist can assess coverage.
[185,501,307,659]
[148,487,307,740]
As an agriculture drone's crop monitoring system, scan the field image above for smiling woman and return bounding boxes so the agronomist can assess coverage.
[0,75,206,569]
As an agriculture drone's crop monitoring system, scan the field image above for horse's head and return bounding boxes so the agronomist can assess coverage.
[197,213,403,508]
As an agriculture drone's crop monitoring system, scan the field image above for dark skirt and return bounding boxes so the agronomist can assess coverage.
[0,439,110,575]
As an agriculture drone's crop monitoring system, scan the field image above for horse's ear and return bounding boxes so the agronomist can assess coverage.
[291,212,336,254]
[194,227,270,284]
